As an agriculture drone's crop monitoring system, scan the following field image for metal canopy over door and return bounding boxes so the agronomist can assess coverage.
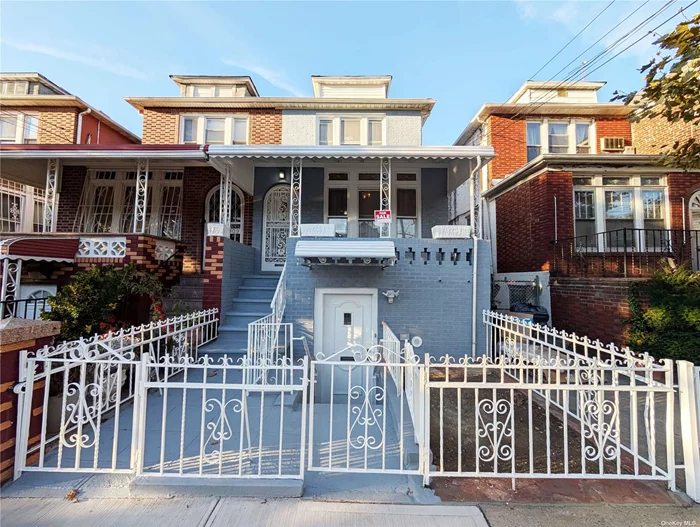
[262,185,290,272]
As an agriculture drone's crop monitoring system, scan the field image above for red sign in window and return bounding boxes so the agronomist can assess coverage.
[374,210,392,223]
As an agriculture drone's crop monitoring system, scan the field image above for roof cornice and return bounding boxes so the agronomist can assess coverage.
[124,96,435,117]
[482,154,699,199]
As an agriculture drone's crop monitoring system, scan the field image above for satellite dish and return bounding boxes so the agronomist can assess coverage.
[411,336,423,348]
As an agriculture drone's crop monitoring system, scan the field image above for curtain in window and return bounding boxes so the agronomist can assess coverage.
[527,123,540,145]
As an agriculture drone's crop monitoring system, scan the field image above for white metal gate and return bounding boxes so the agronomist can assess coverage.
[262,185,290,272]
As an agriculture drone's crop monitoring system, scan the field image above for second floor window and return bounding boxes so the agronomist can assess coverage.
[526,122,541,162]
[317,116,386,146]
[548,122,569,154]
[180,115,248,145]
[0,112,38,144]
[341,119,361,145]
[576,123,590,153]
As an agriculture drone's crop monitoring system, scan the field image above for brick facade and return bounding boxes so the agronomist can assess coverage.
[668,172,700,230]
[202,236,224,311]
[495,171,574,273]
[595,117,633,148]
[632,115,696,155]
[141,108,282,145]
[487,116,527,182]
[56,165,87,232]
[0,321,61,484]
[550,277,640,345]
[2,106,78,144]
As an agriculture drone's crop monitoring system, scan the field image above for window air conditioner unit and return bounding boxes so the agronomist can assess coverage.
[623,146,637,154]
[600,137,626,152]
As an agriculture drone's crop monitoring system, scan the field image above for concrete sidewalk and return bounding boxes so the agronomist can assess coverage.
[0,498,488,527]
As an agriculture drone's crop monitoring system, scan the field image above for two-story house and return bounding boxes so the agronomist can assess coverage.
[1,74,494,362]
[453,80,700,343]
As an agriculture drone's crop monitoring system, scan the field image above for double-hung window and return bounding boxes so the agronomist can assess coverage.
[526,122,541,162]
[548,122,569,153]
[183,117,199,144]
[319,120,333,145]
[317,116,386,146]
[341,119,361,145]
[0,114,18,143]
[205,118,225,144]
[575,123,590,153]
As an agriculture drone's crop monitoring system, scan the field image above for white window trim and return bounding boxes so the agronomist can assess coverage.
[316,115,386,146]
[179,114,249,145]
[572,175,669,249]
[0,112,39,144]
[529,118,597,155]
[323,167,420,238]
[81,169,184,238]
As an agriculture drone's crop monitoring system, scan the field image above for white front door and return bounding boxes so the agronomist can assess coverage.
[262,185,290,272]
[315,289,377,397]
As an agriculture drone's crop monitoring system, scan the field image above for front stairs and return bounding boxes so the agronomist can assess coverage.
[198,274,279,356]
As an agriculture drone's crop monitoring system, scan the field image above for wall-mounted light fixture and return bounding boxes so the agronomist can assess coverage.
[278,169,286,180]
[382,290,400,304]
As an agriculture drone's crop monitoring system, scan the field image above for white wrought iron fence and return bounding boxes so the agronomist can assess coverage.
[137,354,308,479]
[271,262,286,324]
[13,309,218,478]
[307,343,423,475]
[380,321,402,396]
[444,310,676,489]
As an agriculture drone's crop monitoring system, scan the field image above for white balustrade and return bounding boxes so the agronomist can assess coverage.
[77,236,127,258]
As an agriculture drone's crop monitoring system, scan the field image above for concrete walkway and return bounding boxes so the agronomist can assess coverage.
[0,498,488,527]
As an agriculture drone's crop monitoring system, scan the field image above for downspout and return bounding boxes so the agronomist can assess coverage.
[96,119,101,144]
[76,108,92,144]
[470,155,484,359]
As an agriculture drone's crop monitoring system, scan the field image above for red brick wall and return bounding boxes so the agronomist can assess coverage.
[495,171,574,273]
[56,165,87,232]
[632,114,696,154]
[181,166,254,274]
[488,116,527,183]
[141,108,282,145]
[550,277,641,345]
[202,236,223,311]
[667,172,700,230]
[596,118,632,148]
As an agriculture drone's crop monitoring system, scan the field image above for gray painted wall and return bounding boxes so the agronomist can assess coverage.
[220,239,255,321]
[420,168,448,238]
[283,237,491,359]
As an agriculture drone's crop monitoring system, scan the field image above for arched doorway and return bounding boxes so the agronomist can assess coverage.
[262,185,290,272]
[205,184,245,242]
[690,190,700,271]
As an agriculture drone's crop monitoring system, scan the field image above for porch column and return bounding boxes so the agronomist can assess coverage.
[42,158,59,232]
[469,156,482,238]
[133,159,149,233]
[218,164,232,237]
[380,157,391,238]
[0,259,22,319]
[289,157,302,237]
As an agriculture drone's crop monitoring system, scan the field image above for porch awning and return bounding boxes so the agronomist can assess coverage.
[295,240,396,267]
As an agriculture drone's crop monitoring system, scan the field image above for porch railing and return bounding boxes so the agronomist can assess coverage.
[246,263,291,384]
[0,297,50,320]
[381,321,402,395]
[551,228,700,277]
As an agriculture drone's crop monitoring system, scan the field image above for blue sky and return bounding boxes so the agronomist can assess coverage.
[0,1,691,145]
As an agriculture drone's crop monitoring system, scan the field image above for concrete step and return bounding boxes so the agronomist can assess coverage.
[237,286,276,300]
[230,299,272,315]
[241,275,280,287]
[130,476,303,498]
[198,332,248,355]
[223,313,269,326]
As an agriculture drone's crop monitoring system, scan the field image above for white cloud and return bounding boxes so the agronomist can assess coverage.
[222,59,305,97]
[1,38,149,81]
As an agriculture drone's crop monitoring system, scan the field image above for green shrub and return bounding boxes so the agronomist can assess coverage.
[627,263,700,364]
[42,263,165,342]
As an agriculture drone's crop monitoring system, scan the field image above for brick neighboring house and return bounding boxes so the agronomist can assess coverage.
[1,73,495,362]
[452,80,700,345]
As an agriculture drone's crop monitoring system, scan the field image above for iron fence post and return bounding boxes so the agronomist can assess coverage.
[623,228,628,278]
